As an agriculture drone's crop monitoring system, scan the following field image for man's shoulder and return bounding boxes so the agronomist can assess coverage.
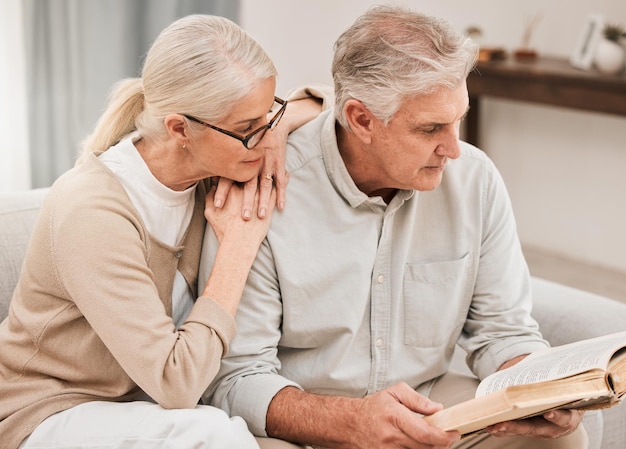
[448,141,497,176]
[285,110,334,174]
[458,141,491,164]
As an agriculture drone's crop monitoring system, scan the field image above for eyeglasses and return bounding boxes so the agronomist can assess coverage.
[183,96,287,150]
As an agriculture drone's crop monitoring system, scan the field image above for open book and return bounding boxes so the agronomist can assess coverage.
[424,331,626,436]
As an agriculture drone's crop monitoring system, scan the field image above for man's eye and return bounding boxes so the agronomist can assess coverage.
[422,126,439,134]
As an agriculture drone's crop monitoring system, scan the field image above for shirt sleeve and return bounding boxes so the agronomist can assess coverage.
[459,155,549,379]
[201,228,301,436]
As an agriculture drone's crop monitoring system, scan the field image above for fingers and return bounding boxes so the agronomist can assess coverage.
[257,172,274,219]
[389,382,444,416]
[241,176,259,220]
[543,409,585,433]
[357,384,460,449]
[274,170,289,211]
[386,383,460,447]
[487,409,584,439]
[213,177,233,209]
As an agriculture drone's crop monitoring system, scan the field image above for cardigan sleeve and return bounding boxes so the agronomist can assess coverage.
[46,160,236,409]
[287,84,335,111]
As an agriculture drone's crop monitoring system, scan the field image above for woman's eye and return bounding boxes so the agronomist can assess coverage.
[239,124,254,134]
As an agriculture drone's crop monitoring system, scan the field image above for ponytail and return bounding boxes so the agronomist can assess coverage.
[78,78,144,162]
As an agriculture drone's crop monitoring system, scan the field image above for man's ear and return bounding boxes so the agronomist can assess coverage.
[344,99,374,144]
[164,114,189,147]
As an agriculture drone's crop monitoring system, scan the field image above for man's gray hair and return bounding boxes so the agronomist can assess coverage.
[332,5,478,128]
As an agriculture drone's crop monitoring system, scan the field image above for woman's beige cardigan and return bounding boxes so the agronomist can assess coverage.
[0,155,235,449]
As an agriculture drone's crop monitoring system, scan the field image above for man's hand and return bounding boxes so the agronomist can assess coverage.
[266,383,460,449]
[487,409,585,439]
[490,355,584,439]
[353,383,461,448]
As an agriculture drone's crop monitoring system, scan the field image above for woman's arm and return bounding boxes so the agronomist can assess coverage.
[202,183,275,314]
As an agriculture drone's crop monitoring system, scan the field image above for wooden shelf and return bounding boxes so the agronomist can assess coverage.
[465,56,626,146]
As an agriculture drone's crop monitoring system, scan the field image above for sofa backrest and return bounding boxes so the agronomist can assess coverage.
[0,188,49,321]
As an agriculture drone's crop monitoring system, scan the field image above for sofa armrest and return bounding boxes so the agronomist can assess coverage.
[530,276,626,449]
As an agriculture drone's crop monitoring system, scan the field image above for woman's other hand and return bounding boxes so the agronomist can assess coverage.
[205,182,275,247]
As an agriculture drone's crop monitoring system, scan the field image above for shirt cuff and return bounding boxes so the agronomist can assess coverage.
[472,338,549,380]
[228,374,302,436]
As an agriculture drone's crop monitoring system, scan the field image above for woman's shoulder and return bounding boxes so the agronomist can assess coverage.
[44,155,141,228]
[52,154,129,203]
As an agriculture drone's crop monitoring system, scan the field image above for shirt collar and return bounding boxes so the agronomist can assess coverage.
[319,110,414,210]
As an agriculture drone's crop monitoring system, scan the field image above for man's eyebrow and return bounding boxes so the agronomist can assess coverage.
[417,106,471,128]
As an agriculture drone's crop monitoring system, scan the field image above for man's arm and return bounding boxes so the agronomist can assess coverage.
[266,384,460,449]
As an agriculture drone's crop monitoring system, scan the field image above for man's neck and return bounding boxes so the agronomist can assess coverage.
[335,123,397,203]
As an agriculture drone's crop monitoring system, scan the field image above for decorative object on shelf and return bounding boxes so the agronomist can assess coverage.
[570,14,605,70]
[594,23,625,75]
[465,25,483,44]
[465,25,508,62]
[478,48,508,62]
[514,13,542,62]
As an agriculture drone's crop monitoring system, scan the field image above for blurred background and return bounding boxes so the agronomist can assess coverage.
[1,0,625,299]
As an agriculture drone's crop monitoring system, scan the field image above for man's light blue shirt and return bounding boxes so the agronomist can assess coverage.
[200,109,548,436]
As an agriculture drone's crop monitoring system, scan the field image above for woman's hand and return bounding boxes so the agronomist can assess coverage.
[212,97,323,220]
[205,183,275,247]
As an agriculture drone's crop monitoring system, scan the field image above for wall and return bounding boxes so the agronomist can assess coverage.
[240,0,626,274]
[0,0,30,192]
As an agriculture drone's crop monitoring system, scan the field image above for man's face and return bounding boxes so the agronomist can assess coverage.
[368,82,469,194]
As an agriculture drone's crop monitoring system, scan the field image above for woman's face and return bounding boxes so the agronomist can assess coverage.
[190,77,278,183]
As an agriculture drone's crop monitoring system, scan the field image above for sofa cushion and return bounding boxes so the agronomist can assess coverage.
[0,188,49,320]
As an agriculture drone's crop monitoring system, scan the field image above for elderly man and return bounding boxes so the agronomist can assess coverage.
[201,6,587,449]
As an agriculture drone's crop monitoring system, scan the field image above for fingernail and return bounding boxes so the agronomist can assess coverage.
[214,199,223,208]
[243,209,251,219]
[278,201,285,210]
[259,208,266,218]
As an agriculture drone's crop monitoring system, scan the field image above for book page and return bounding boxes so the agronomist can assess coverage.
[476,331,626,397]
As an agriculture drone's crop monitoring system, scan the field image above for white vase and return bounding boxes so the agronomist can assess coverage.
[594,38,625,75]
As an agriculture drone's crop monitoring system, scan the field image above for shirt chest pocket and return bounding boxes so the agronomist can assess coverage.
[402,253,473,347]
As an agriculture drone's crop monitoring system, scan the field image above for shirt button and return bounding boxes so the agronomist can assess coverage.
[174,250,183,258]
[375,338,384,347]
[376,274,384,284]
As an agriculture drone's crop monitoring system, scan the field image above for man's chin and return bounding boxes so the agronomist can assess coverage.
[414,174,444,191]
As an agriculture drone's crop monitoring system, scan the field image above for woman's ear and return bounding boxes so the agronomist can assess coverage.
[344,99,373,144]
[164,114,189,148]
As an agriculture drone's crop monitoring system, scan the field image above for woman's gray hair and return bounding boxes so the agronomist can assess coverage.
[332,6,478,128]
[81,14,276,156]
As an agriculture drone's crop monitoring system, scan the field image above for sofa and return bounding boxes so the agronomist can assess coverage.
[1,187,626,449]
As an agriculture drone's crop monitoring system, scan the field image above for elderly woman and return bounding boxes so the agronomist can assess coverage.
[0,14,318,449]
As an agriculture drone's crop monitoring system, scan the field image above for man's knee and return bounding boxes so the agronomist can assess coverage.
[549,425,588,449]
